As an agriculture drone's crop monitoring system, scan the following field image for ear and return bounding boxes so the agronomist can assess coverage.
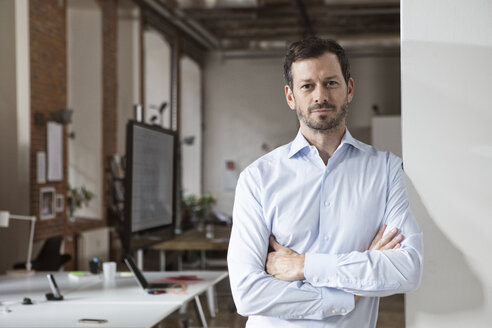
[347,78,355,103]
[285,85,296,110]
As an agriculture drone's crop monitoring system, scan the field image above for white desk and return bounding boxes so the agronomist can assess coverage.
[0,302,181,328]
[0,270,228,328]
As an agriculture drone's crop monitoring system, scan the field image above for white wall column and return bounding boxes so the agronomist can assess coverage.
[143,28,171,129]
[402,0,492,327]
[67,0,103,219]
[0,0,31,273]
[117,0,140,155]
[180,56,202,196]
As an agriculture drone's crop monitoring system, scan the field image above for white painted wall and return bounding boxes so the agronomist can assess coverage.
[77,227,110,270]
[348,55,401,125]
[372,116,402,157]
[180,56,202,196]
[402,0,492,327]
[0,0,31,273]
[203,53,298,214]
[117,0,140,155]
[67,0,103,219]
[203,52,401,215]
[144,29,171,129]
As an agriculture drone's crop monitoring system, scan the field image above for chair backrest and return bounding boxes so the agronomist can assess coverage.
[13,236,71,271]
[35,236,64,271]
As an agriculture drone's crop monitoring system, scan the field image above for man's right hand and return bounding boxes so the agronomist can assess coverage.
[355,224,403,302]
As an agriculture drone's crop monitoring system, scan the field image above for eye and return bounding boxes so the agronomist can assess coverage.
[326,81,338,87]
[300,84,312,90]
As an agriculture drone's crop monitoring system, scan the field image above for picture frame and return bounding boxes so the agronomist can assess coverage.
[40,187,56,220]
[55,194,64,212]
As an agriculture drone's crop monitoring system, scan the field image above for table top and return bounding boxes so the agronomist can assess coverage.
[152,226,231,251]
[0,270,228,328]
[0,302,180,328]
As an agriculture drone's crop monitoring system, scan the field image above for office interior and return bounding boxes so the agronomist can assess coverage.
[0,0,491,327]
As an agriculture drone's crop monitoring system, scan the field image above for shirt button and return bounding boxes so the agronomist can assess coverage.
[324,201,330,207]
[324,235,330,241]
[331,309,337,314]
[341,308,346,313]
[313,277,319,283]
[298,315,303,319]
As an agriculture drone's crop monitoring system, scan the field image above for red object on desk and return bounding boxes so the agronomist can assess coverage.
[159,275,204,284]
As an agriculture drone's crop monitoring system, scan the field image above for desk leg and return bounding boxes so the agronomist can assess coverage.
[194,295,208,328]
[200,250,206,270]
[159,250,166,271]
[136,249,144,270]
[178,254,183,271]
[206,286,217,318]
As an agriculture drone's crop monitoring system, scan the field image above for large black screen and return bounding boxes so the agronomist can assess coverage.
[125,121,175,237]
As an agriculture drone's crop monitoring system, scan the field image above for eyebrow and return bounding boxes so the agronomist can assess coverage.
[297,75,340,84]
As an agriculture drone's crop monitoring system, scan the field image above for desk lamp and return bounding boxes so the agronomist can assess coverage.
[0,211,36,272]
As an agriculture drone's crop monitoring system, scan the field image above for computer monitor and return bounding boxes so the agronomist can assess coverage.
[123,121,176,254]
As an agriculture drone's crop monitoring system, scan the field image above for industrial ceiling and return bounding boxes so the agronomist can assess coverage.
[137,0,400,57]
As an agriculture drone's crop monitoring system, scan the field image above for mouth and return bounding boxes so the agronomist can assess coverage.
[311,109,334,114]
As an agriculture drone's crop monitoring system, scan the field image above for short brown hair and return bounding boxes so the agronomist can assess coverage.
[283,37,351,89]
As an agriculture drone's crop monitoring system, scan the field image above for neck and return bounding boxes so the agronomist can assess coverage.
[300,123,346,165]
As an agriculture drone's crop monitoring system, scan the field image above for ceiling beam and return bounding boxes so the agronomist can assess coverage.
[134,0,220,49]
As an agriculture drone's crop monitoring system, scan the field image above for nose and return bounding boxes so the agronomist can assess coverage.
[314,84,329,103]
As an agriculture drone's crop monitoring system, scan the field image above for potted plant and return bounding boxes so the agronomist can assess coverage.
[67,185,94,222]
[182,193,216,231]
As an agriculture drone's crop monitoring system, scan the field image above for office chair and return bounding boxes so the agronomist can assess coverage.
[13,236,71,271]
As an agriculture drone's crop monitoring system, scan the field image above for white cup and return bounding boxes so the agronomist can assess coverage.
[103,262,116,281]
[0,211,10,227]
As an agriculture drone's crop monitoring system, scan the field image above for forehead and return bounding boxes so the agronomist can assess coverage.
[291,52,343,82]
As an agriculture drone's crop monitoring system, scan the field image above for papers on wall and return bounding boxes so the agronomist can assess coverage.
[47,121,63,181]
[36,152,46,184]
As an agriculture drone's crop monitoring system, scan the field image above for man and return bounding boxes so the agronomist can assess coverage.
[227,37,423,327]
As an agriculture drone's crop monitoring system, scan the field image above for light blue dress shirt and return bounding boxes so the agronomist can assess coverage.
[227,129,423,328]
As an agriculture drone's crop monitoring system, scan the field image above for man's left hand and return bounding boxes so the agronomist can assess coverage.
[266,236,305,281]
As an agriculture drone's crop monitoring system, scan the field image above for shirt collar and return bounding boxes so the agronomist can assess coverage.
[288,128,370,158]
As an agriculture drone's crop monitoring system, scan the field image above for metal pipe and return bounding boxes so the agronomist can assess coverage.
[136,0,219,49]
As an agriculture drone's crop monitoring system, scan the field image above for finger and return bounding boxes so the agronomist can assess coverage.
[270,236,295,254]
[375,224,387,240]
[381,234,403,250]
[379,227,399,246]
[269,235,283,252]
[370,224,387,249]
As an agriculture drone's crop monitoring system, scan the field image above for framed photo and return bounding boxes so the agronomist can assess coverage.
[55,194,64,212]
[40,187,56,220]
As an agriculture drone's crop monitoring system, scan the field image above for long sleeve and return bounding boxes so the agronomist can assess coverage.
[227,168,355,319]
[303,155,423,297]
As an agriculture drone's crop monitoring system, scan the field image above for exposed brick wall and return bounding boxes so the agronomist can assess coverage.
[30,0,68,241]
[29,0,119,269]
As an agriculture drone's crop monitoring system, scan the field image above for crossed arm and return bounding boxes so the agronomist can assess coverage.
[266,224,404,302]
[267,224,403,281]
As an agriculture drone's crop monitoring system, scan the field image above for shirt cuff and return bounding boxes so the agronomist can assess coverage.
[320,287,355,317]
[304,252,338,287]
